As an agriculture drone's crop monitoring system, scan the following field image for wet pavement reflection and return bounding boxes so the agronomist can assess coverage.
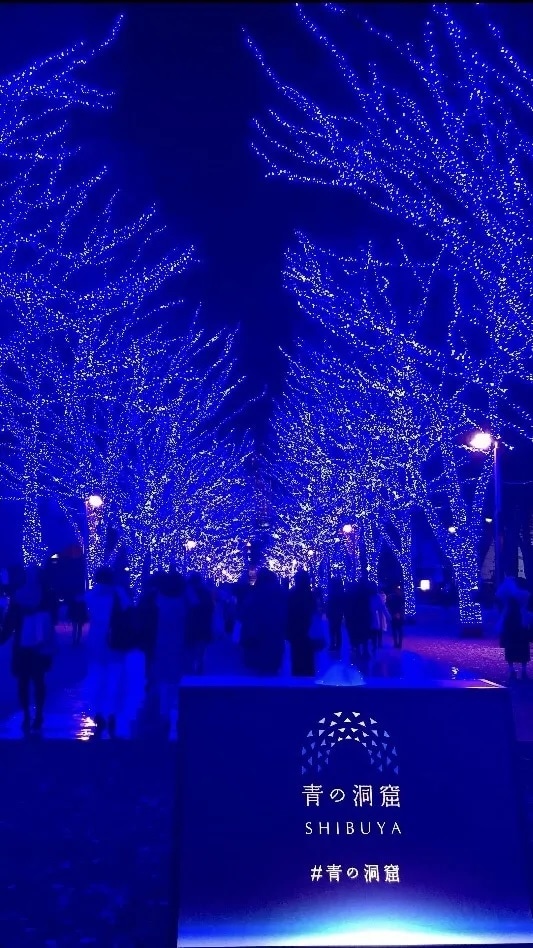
[0,609,531,739]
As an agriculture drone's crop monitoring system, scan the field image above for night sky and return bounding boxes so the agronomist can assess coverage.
[0,2,530,431]
[0,2,358,422]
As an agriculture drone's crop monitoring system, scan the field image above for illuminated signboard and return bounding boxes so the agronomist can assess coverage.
[176,677,532,946]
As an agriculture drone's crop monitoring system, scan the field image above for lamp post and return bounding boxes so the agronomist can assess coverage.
[85,493,104,589]
[184,539,197,574]
[469,431,501,592]
[87,494,104,510]
[342,523,356,581]
[306,548,316,585]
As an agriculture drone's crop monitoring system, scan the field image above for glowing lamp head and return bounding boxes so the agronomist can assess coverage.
[420,579,431,591]
[469,431,492,451]
[448,526,457,534]
[86,493,104,509]
[185,540,197,551]
[342,524,353,535]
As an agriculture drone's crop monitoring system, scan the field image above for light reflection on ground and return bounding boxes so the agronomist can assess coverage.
[0,608,530,740]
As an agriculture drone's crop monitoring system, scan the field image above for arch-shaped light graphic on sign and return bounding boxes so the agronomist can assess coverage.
[301,711,398,777]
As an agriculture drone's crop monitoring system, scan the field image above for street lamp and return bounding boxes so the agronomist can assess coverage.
[469,431,493,452]
[342,524,357,581]
[183,539,197,575]
[86,493,104,509]
[84,493,105,590]
[469,430,501,591]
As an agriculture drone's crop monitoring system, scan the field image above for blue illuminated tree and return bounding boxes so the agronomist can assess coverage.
[0,152,195,569]
[250,0,533,429]
[268,362,353,581]
[272,337,419,608]
[249,3,533,622]
[0,26,120,562]
[0,163,252,590]
[0,25,249,583]
[113,322,252,592]
[282,233,493,626]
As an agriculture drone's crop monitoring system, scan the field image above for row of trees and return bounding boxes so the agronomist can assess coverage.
[3,6,533,622]
[0,23,253,592]
[251,3,533,628]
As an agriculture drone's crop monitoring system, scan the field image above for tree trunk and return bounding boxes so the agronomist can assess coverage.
[362,518,380,584]
[398,549,416,620]
[22,494,45,566]
[350,539,363,582]
[390,515,416,620]
[86,504,106,588]
[450,540,483,634]
[127,523,150,600]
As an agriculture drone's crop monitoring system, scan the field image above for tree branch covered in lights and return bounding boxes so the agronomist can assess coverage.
[0,151,196,567]
[0,172,250,587]
[0,26,121,562]
[273,336,419,610]
[0,28,250,582]
[281,232,493,625]
[114,323,252,593]
[269,365,353,581]
[250,3,533,437]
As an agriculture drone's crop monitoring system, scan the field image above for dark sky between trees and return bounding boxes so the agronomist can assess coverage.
[0,2,351,416]
[0,2,530,441]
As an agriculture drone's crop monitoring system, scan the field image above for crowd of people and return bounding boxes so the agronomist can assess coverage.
[4,558,533,736]
[236,570,406,678]
[0,564,216,737]
[0,563,406,736]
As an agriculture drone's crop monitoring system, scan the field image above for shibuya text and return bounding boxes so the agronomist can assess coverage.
[305,820,402,835]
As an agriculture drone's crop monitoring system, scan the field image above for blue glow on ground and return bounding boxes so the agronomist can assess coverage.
[178,918,533,947]
[178,907,533,946]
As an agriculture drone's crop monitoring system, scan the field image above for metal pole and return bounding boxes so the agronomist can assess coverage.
[493,438,501,591]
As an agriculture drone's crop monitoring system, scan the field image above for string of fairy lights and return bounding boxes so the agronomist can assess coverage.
[0,23,251,591]
[3,4,533,614]
[274,229,497,625]
[248,2,533,623]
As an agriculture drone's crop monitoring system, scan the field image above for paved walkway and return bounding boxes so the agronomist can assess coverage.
[1,606,532,740]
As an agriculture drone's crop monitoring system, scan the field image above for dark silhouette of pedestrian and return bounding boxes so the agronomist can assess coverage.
[148,571,187,735]
[500,596,530,681]
[287,569,316,676]
[344,578,372,660]
[369,583,390,651]
[326,576,344,654]
[388,585,405,649]
[241,568,286,675]
[184,573,213,675]
[67,593,89,645]
[136,574,159,674]
[219,582,238,636]
[1,563,56,733]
